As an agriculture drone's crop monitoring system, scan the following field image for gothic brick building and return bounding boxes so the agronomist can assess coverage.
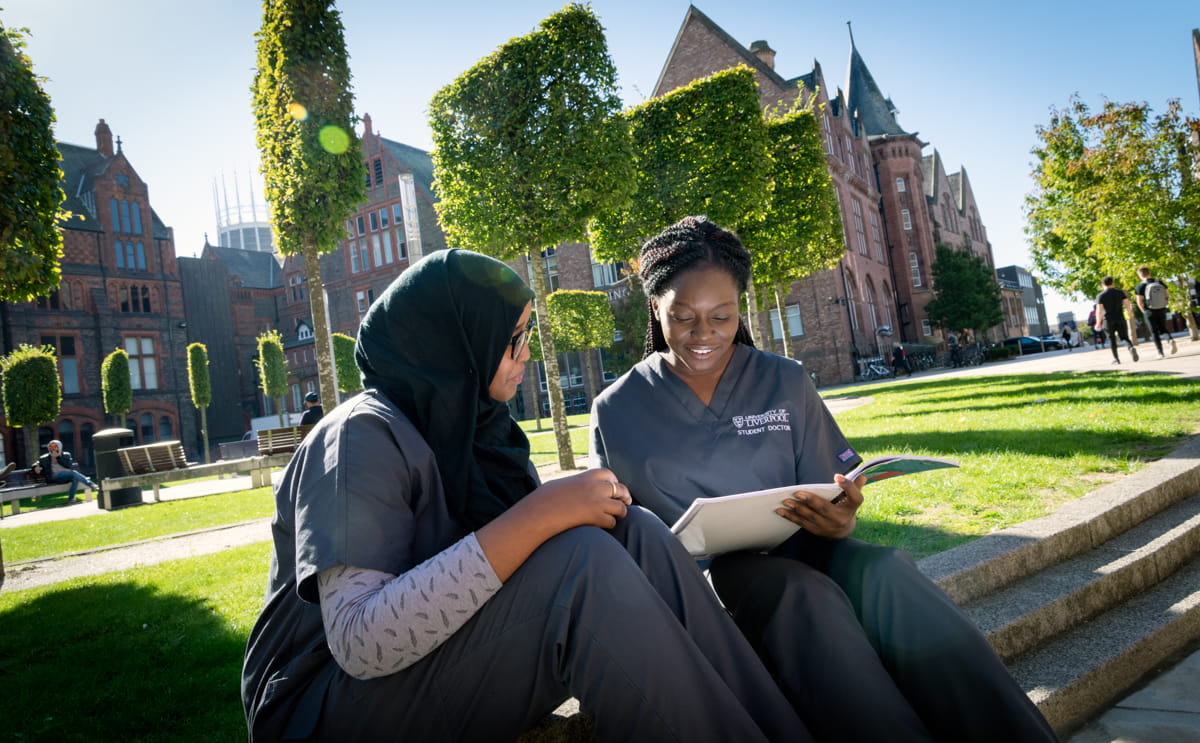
[654,6,1005,381]
[0,120,193,471]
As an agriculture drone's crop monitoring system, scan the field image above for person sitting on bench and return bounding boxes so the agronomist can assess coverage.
[32,440,97,504]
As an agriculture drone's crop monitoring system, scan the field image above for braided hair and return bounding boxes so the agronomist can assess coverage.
[638,215,756,357]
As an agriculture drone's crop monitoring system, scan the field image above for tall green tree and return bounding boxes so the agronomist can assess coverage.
[429,3,633,469]
[101,348,132,428]
[1026,97,1200,338]
[253,0,365,409]
[546,290,615,396]
[0,22,67,302]
[1,344,60,465]
[186,343,212,463]
[589,66,771,265]
[332,332,361,394]
[607,278,649,378]
[256,330,289,427]
[740,102,845,358]
[923,244,1003,340]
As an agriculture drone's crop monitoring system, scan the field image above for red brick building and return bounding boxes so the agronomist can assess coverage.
[653,7,1004,381]
[0,120,193,471]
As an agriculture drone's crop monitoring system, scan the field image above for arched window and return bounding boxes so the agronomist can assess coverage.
[140,413,155,444]
[158,416,172,442]
[842,271,860,332]
[140,285,151,313]
[38,426,53,454]
[80,422,96,469]
[865,280,879,330]
[58,420,76,462]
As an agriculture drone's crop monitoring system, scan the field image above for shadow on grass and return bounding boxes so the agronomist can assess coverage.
[0,582,247,743]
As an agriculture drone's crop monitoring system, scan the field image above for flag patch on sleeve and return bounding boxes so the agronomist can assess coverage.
[837,447,857,462]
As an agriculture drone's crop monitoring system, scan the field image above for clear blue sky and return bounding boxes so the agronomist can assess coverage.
[4,0,1197,319]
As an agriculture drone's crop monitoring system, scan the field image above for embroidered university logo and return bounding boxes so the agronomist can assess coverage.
[732,408,791,436]
[837,447,857,462]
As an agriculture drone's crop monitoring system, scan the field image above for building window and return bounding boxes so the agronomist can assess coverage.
[380,208,389,229]
[356,216,366,236]
[349,243,360,273]
[392,204,403,224]
[373,158,384,185]
[291,384,302,412]
[870,211,884,261]
[395,229,407,259]
[768,304,804,338]
[895,177,906,192]
[852,199,868,255]
[356,289,371,315]
[131,204,142,235]
[41,335,79,395]
[901,209,913,230]
[125,336,158,390]
[542,248,559,292]
[372,234,383,266]
[158,416,172,442]
[381,230,394,264]
[909,252,922,287]
[358,240,371,272]
[592,260,620,287]
[290,275,305,302]
[297,321,313,341]
[35,290,61,310]
[140,412,155,444]
[369,211,379,231]
[921,319,932,337]
[110,198,120,233]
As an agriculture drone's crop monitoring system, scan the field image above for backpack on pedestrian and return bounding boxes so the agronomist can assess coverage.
[1145,281,1169,310]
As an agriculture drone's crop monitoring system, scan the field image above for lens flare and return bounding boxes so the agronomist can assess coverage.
[287,102,308,121]
[319,125,350,154]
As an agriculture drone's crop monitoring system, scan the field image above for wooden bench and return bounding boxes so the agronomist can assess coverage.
[117,440,189,475]
[101,452,293,503]
[257,425,314,456]
[0,468,91,518]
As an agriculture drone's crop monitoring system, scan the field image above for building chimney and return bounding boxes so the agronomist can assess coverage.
[95,119,114,157]
[749,40,776,70]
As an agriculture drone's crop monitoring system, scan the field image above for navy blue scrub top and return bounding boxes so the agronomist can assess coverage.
[590,344,861,525]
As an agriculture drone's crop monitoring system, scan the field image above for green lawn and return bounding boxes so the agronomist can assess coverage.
[1,369,1197,742]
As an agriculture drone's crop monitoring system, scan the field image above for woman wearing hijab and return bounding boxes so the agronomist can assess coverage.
[241,249,807,743]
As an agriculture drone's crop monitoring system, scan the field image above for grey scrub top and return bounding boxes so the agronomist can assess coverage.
[242,389,466,740]
[590,344,860,525]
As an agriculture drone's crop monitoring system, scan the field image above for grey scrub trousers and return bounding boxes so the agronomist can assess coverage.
[591,345,1059,743]
[242,390,808,743]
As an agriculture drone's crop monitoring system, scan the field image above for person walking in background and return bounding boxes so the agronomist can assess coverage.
[1061,327,1073,352]
[948,332,961,367]
[1087,309,1105,348]
[298,391,323,425]
[1095,276,1138,365]
[891,344,911,376]
[32,440,97,504]
[1133,267,1177,359]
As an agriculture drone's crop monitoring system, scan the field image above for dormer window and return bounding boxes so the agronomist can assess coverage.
[297,321,313,341]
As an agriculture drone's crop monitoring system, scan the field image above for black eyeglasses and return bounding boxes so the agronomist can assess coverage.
[510,318,535,360]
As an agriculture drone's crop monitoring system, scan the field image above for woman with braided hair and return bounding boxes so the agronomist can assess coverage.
[590,216,1058,743]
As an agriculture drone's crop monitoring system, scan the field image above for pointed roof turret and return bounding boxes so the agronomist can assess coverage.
[843,27,911,138]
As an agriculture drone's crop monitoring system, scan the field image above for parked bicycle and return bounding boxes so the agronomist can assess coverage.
[857,356,894,381]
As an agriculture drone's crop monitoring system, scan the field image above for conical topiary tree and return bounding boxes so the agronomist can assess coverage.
[1,344,61,465]
[332,332,361,395]
[187,343,212,463]
[101,348,132,428]
[256,330,288,427]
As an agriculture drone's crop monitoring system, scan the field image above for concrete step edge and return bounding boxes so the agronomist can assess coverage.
[970,498,1200,660]
[921,435,1200,604]
[1007,556,1200,736]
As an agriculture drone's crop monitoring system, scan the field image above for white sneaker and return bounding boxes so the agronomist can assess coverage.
[1158,353,1166,359]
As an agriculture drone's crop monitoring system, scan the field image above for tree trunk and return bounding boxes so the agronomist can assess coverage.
[199,406,210,464]
[277,398,287,428]
[530,360,544,431]
[302,240,338,415]
[745,282,764,346]
[527,247,575,470]
[775,283,794,358]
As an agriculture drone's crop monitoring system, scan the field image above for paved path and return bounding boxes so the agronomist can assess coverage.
[1,336,1197,741]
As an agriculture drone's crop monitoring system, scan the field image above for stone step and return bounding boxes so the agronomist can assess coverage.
[1008,554,1200,734]
[964,494,1200,662]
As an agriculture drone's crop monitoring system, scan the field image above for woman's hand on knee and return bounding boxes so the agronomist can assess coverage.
[775,473,864,539]
[525,468,631,531]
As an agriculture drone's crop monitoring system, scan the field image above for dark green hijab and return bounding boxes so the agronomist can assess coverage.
[354,249,537,531]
